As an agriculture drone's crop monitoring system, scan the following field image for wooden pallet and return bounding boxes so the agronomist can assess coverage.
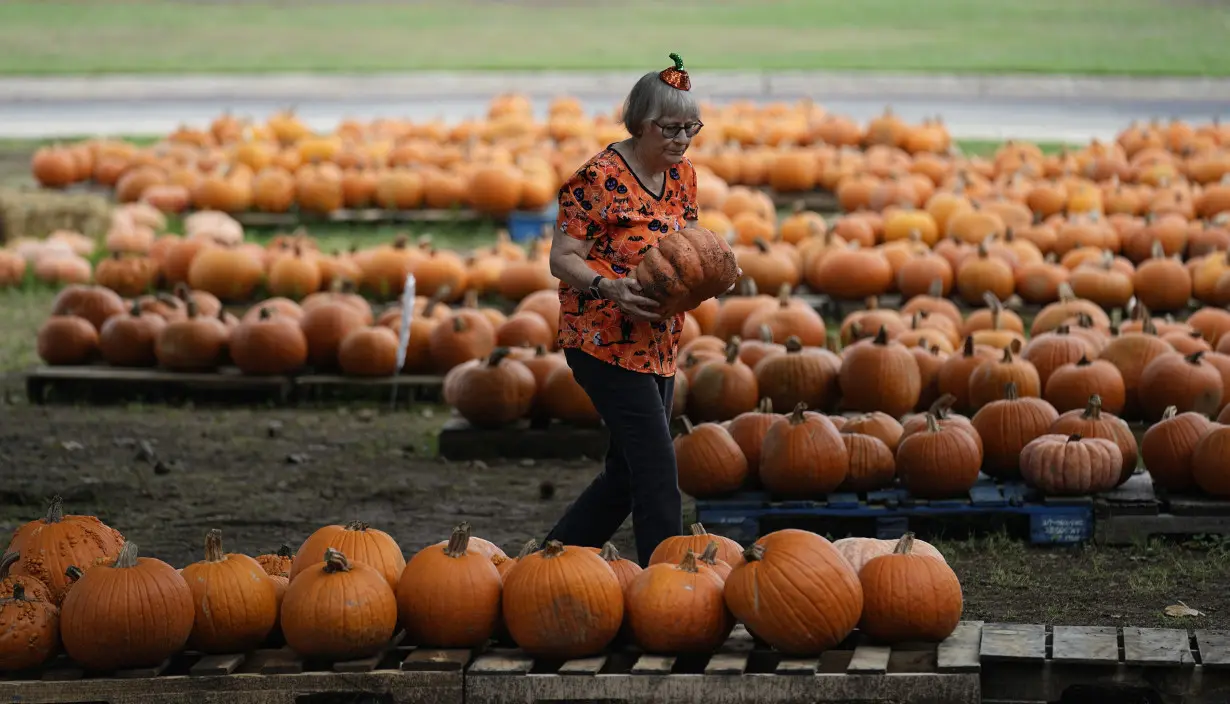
[231,206,557,229]
[24,366,448,408]
[25,365,293,406]
[294,373,445,405]
[0,636,470,704]
[979,623,1230,703]
[466,622,982,704]
[437,416,610,460]
[1094,470,1230,546]
[695,474,1093,546]
[761,187,841,213]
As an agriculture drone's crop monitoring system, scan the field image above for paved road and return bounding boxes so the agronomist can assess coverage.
[2,71,1227,142]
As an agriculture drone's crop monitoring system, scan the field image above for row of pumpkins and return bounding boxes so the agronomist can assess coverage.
[0,497,962,673]
[1,204,559,305]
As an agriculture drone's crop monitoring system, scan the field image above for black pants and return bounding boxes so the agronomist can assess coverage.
[544,348,682,567]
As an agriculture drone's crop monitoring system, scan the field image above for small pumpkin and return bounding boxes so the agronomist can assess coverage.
[725,397,784,482]
[857,533,963,644]
[1020,433,1123,495]
[839,433,898,492]
[831,535,946,574]
[1044,355,1127,415]
[686,337,759,422]
[752,336,841,414]
[587,542,643,592]
[624,550,734,654]
[180,529,279,653]
[1048,394,1139,485]
[6,496,125,605]
[395,522,502,648]
[968,345,1042,410]
[0,582,60,672]
[674,416,749,498]
[60,542,194,671]
[281,548,398,660]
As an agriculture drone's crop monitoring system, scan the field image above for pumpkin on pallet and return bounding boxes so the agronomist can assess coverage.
[180,529,279,653]
[282,548,398,661]
[396,523,502,648]
[857,533,963,644]
[1020,433,1123,495]
[0,581,59,672]
[649,524,744,570]
[290,521,405,589]
[443,347,537,428]
[5,496,125,606]
[674,416,749,498]
[624,550,734,654]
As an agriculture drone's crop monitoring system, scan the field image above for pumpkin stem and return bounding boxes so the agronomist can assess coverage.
[924,413,940,433]
[679,415,695,435]
[451,315,466,333]
[1067,433,1083,442]
[258,307,273,321]
[789,402,808,424]
[677,549,700,574]
[758,324,774,343]
[892,532,916,555]
[873,325,889,345]
[204,529,226,563]
[699,540,720,566]
[961,335,975,357]
[444,522,472,558]
[1083,394,1103,420]
[345,520,370,531]
[743,543,765,562]
[516,539,539,559]
[982,291,1002,313]
[928,278,943,298]
[487,347,512,366]
[65,565,83,584]
[43,495,65,523]
[128,299,142,317]
[276,544,294,558]
[689,523,708,536]
[534,344,548,357]
[753,237,771,254]
[0,552,16,578]
[1000,346,1014,363]
[1076,355,1091,367]
[1186,351,1206,364]
[598,542,621,562]
[113,542,139,569]
[757,397,774,413]
[724,337,740,364]
[1162,405,1178,421]
[927,393,957,419]
[1057,282,1076,303]
[322,547,351,573]
[8,583,27,602]
[1003,381,1019,401]
[541,540,565,559]
[463,288,479,310]
[784,336,803,352]
[185,298,199,319]
[1056,325,1070,335]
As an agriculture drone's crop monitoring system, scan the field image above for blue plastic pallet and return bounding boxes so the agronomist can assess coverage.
[507,204,559,242]
[694,475,1093,546]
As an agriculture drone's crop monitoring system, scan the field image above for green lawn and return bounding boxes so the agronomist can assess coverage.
[0,0,1225,76]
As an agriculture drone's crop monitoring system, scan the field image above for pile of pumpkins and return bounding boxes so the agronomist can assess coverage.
[0,496,963,673]
[25,98,964,218]
[449,281,1230,501]
[3,203,561,306]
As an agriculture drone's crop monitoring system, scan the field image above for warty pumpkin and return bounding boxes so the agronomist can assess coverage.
[1020,433,1123,495]
[180,529,279,653]
[759,402,849,497]
[970,382,1060,480]
[624,550,734,654]
[674,416,749,498]
[281,548,398,660]
[649,523,745,571]
[0,553,52,602]
[896,413,983,499]
[290,521,405,589]
[857,533,963,644]
[1141,406,1213,491]
[0,582,59,672]
[1047,394,1139,485]
[501,540,623,658]
[724,529,862,656]
[60,542,194,671]
[6,496,125,605]
[396,522,502,648]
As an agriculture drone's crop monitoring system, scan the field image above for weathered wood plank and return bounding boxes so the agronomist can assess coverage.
[1195,630,1230,668]
[774,657,820,675]
[703,651,750,675]
[980,623,1047,662]
[557,655,607,675]
[846,642,891,674]
[630,654,675,675]
[1122,627,1194,666]
[114,658,171,678]
[936,621,983,673]
[468,652,534,675]
[189,653,245,676]
[1052,626,1120,665]
[401,648,473,672]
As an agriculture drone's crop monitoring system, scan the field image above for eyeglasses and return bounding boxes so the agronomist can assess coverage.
[653,120,704,139]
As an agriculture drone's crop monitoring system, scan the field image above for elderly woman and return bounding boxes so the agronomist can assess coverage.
[542,54,707,566]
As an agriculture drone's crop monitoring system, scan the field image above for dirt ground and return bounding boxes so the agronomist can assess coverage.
[1,400,1227,632]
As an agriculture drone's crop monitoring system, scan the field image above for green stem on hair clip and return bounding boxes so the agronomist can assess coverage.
[669,52,685,70]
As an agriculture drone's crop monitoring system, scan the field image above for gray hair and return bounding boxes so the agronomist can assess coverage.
[621,71,701,137]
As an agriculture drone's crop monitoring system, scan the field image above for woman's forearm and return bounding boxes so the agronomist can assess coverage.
[550,250,604,292]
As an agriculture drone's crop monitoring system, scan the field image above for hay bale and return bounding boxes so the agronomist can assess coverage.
[0,187,113,245]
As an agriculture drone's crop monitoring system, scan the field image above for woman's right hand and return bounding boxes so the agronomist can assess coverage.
[600,278,663,322]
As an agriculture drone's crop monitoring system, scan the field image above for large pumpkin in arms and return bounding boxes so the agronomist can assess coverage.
[634,226,739,317]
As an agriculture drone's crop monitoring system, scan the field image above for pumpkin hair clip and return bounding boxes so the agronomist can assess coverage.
[659,52,691,92]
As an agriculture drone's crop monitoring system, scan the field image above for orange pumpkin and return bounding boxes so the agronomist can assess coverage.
[395,523,502,648]
[180,529,279,653]
[290,521,405,589]
[624,550,733,654]
[6,496,125,605]
[281,548,398,660]
[857,533,963,644]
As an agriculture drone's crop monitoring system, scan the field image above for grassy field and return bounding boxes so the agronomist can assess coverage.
[0,0,1225,76]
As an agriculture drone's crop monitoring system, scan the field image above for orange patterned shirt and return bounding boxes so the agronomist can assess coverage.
[556,147,699,376]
